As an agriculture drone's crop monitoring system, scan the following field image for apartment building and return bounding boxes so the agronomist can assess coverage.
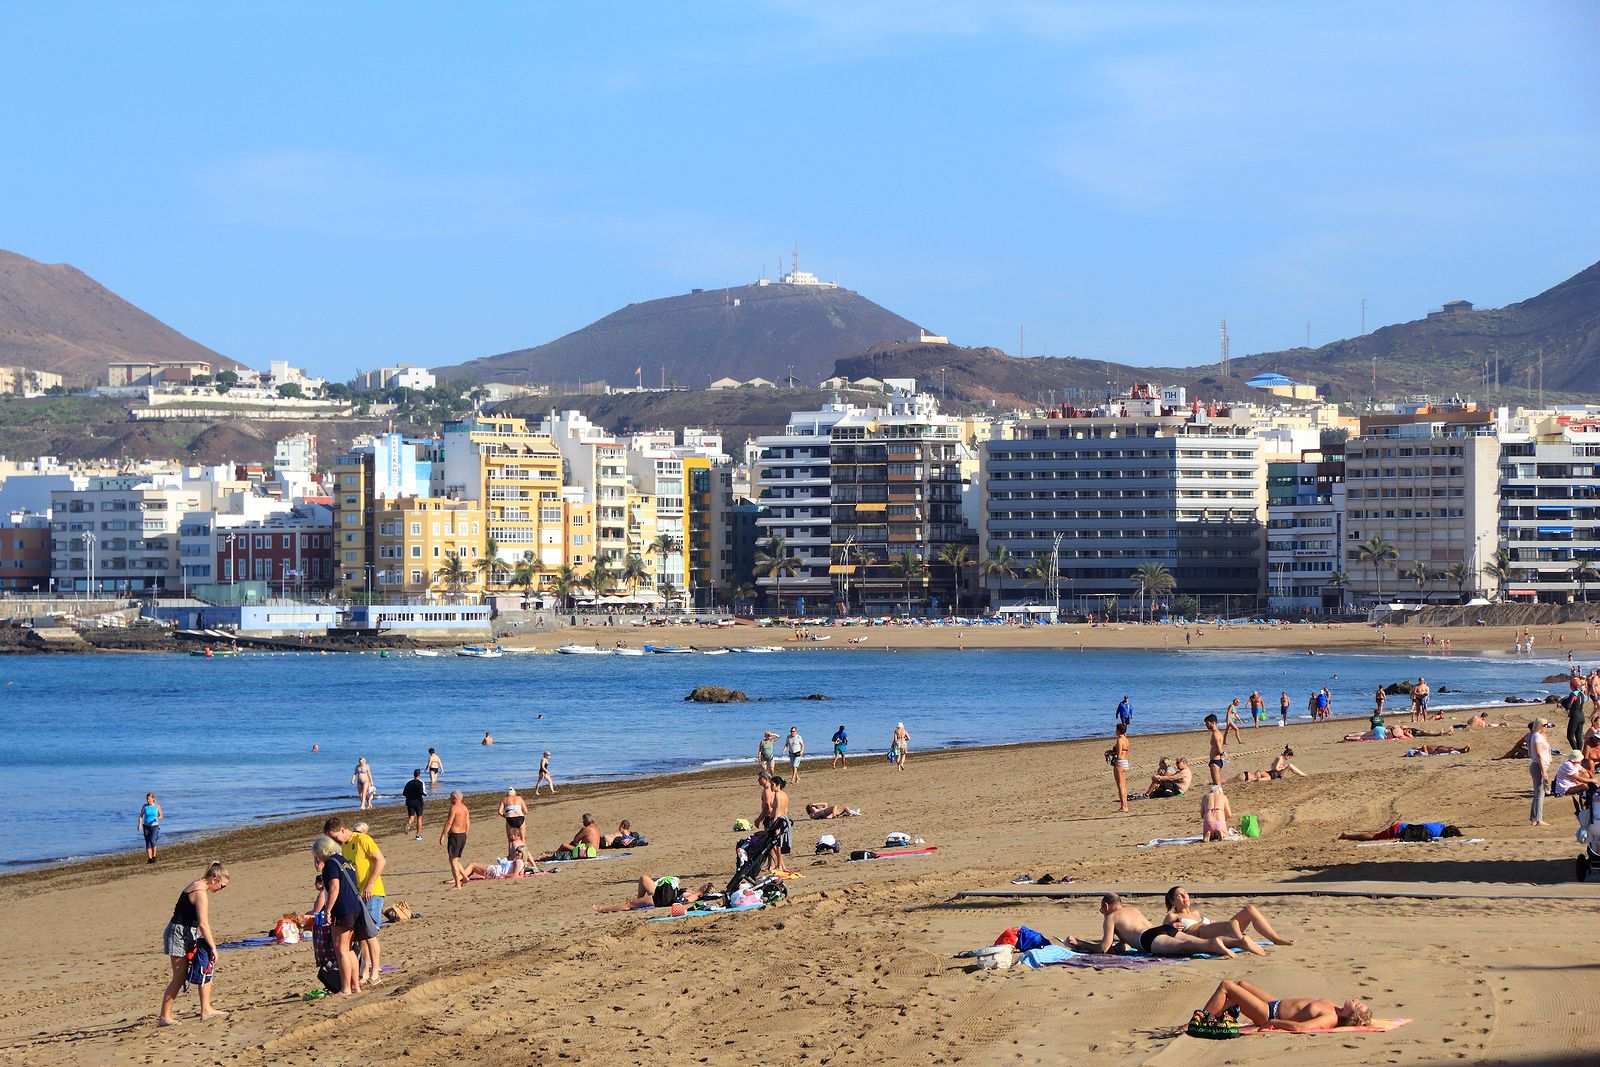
[1266,452,1346,613]
[371,497,486,598]
[981,386,1267,612]
[51,471,233,593]
[0,513,51,590]
[1498,412,1600,603]
[211,504,335,592]
[754,401,861,613]
[540,411,631,565]
[439,416,566,585]
[1342,407,1501,605]
[331,433,436,596]
[829,392,973,615]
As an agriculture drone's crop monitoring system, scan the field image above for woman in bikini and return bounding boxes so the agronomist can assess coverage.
[463,843,533,881]
[1226,747,1308,784]
[497,788,526,850]
[351,759,375,811]
[1107,723,1130,812]
[1163,885,1294,945]
[1222,699,1246,744]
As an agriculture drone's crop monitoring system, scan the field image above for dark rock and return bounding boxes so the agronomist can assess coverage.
[1543,694,1563,704]
[802,693,833,701]
[1542,673,1573,684]
[1384,680,1415,696]
[685,686,748,704]
[1504,695,1525,703]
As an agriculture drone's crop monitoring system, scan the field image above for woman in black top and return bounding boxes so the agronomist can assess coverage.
[158,861,228,1025]
[312,835,363,995]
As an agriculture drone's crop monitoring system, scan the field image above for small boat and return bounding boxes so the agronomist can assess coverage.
[733,645,782,654]
[413,649,444,658]
[643,644,694,654]
[189,647,241,658]
[697,647,731,656]
[556,644,609,655]
[611,647,646,657]
[456,646,504,659]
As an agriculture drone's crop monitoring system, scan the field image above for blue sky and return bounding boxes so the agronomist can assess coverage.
[1,2,1596,379]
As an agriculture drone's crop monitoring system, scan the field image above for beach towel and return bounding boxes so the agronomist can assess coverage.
[1356,838,1485,847]
[544,850,631,864]
[218,935,283,951]
[1239,1019,1411,1035]
[1020,946,1177,970]
[1137,834,1243,848]
[646,902,764,922]
[847,846,938,861]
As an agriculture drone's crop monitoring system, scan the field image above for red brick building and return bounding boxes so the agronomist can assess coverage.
[0,519,51,591]
[216,504,335,593]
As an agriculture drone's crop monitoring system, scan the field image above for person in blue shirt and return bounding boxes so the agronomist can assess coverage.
[831,725,848,769]
[139,793,163,863]
[1116,696,1133,729]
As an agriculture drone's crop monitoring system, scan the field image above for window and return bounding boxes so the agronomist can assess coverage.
[411,546,421,558]
[411,522,421,535]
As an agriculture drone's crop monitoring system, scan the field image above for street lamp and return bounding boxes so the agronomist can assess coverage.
[225,533,237,588]
[83,531,95,600]
[1050,532,1062,620]
[365,563,374,604]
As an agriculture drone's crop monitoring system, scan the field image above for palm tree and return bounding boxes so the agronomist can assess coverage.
[1129,562,1176,622]
[511,558,543,608]
[1443,561,1473,602]
[1356,535,1399,603]
[1326,569,1351,612]
[1575,559,1599,603]
[473,535,502,592]
[588,556,617,599]
[730,581,758,616]
[979,545,1017,608]
[649,533,680,593]
[622,554,650,596]
[890,551,927,616]
[936,544,973,616]
[550,563,581,612]
[754,535,802,616]
[1024,556,1052,598]
[433,553,470,602]
[1403,561,1433,602]
[1483,548,1513,602]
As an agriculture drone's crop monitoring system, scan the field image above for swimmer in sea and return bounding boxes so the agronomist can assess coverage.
[482,732,493,746]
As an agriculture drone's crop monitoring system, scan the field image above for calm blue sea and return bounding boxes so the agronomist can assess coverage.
[0,646,1567,867]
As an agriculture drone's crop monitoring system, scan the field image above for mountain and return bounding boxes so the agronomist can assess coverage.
[834,341,1153,409]
[0,250,240,386]
[1225,260,1600,402]
[436,282,927,388]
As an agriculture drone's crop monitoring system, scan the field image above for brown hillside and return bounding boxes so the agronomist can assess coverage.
[0,249,240,386]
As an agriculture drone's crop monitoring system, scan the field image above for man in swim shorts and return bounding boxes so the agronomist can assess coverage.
[1204,715,1227,786]
[1196,978,1371,1031]
[1063,894,1259,957]
[831,725,848,769]
[440,790,470,889]
[402,770,426,840]
[783,726,805,782]
[426,748,443,792]
[1338,820,1461,841]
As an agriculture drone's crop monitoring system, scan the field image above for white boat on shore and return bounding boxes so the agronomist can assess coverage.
[733,645,783,654]
[612,647,646,657]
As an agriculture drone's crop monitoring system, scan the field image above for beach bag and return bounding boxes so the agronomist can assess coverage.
[850,849,878,861]
[974,945,1016,970]
[184,939,215,989]
[1239,815,1262,838]
[1014,926,1049,952]
[815,834,839,854]
[273,915,303,944]
[884,832,911,848]
[383,900,412,924]
[1186,1010,1240,1040]
[733,819,753,832]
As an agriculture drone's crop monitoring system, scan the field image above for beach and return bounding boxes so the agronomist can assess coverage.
[1,694,1594,1065]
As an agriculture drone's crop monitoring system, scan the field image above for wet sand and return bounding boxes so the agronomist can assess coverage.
[0,690,1593,1066]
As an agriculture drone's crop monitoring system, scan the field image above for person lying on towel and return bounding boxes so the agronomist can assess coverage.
[1193,978,1371,1032]
[592,876,716,913]
[1338,820,1462,841]
[805,803,862,819]
[1062,894,1265,958]
[463,844,536,880]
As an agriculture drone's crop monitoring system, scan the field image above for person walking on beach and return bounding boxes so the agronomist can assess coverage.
[498,788,527,850]
[1222,699,1246,744]
[352,758,376,811]
[158,861,228,1025]
[441,790,471,889]
[1248,691,1264,726]
[1278,691,1290,728]
[757,732,776,775]
[1526,718,1552,826]
[326,818,385,987]
[426,748,443,793]
[402,769,426,840]
[784,726,806,782]
[1205,714,1227,786]
[139,792,163,864]
[1116,695,1133,729]
[891,723,911,771]
[1107,723,1130,812]
[535,751,557,795]
[831,724,848,769]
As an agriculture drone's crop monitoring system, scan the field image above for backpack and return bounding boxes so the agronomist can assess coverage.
[184,939,215,989]
[1239,814,1262,838]
[1398,823,1434,842]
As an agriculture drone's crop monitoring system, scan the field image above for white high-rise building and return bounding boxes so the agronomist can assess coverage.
[753,401,862,613]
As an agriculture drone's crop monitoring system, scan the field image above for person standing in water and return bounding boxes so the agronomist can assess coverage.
[831,724,848,769]
[426,748,443,793]
[535,751,556,795]
[138,792,164,864]
[890,723,911,771]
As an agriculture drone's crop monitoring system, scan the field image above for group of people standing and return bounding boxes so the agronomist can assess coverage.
[755,722,911,779]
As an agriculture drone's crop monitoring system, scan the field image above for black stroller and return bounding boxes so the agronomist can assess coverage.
[727,817,791,897]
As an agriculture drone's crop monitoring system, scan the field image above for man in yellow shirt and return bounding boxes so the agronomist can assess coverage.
[324,817,387,985]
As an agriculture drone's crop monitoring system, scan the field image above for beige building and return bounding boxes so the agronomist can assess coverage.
[1342,407,1501,605]
[540,411,631,566]
[440,416,567,588]
[372,497,485,598]
[0,366,63,395]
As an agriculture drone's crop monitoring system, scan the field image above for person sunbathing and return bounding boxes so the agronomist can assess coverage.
[592,876,716,913]
[1062,894,1264,957]
[1338,820,1463,841]
[1226,747,1307,784]
[1162,885,1294,945]
[1195,978,1371,1032]
[1493,736,1531,760]
[805,803,862,819]
[463,844,535,880]
[1404,743,1471,756]
[539,812,604,861]
[602,820,645,847]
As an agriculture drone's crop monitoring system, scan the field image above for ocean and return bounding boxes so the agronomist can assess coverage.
[0,646,1566,868]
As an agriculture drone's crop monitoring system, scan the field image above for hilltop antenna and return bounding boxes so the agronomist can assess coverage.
[1219,319,1230,378]
[792,242,798,279]
[1371,356,1377,396]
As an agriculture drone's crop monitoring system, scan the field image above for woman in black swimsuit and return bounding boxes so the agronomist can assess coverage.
[158,862,228,1025]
